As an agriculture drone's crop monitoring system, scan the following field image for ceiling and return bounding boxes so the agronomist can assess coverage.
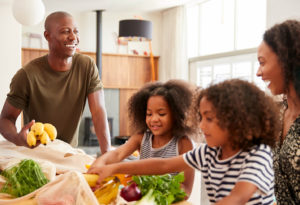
[1,0,194,13]
[43,0,193,12]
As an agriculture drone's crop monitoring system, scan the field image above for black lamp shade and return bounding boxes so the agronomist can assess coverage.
[119,19,152,40]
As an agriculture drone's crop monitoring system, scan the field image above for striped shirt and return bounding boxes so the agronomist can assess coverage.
[139,131,179,159]
[183,144,275,204]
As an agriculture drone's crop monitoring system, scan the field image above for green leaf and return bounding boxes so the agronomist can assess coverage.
[0,159,49,197]
[132,172,186,205]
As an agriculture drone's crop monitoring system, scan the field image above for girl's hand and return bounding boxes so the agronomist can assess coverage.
[89,157,105,170]
[87,164,115,186]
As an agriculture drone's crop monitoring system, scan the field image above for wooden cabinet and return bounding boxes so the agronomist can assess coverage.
[21,48,159,136]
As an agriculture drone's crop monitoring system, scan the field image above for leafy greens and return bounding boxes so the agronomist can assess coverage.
[0,159,49,197]
[132,172,186,205]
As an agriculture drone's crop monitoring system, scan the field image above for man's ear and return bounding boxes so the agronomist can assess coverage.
[44,30,49,41]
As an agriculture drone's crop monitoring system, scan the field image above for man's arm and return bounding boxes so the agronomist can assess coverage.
[88,89,111,154]
[0,100,34,147]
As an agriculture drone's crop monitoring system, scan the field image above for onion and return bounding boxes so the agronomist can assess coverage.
[120,182,142,202]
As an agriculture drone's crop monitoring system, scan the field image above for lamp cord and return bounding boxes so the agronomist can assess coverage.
[149,41,156,81]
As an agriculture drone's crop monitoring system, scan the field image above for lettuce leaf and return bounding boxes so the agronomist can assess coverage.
[0,159,49,197]
[132,172,186,205]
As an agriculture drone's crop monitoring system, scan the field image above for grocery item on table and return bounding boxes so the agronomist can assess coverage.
[120,182,142,202]
[83,173,99,187]
[114,173,132,186]
[131,173,186,205]
[83,172,186,205]
[0,159,49,197]
[94,176,120,204]
[27,122,57,146]
[85,164,132,187]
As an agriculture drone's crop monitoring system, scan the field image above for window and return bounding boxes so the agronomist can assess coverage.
[235,0,266,50]
[187,0,266,57]
[198,0,235,55]
[187,0,267,92]
[189,51,269,93]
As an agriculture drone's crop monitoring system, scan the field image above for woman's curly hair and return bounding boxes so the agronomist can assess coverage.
[263,19,300,97]
[128,79,196,137]
[188,79,281,150]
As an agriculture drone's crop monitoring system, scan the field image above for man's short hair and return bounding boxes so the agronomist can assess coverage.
[44,11,72,31]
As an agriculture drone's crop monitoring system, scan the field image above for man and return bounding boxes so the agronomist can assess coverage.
[0,11,110,153]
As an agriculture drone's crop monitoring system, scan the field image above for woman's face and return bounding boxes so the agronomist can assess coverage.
[256,41,285,95]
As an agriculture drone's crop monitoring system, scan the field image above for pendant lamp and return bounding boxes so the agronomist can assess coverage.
[12,0,45,26]
[118,19,156,81]
[119,19,152,41]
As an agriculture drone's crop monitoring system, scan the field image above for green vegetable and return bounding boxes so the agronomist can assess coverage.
[135,189,156,205]
[132,172,186,205]
[0,159,49,197]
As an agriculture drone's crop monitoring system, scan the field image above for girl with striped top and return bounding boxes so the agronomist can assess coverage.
[182,79,280,204]
[89,79,281,204]
[89,79,197,196]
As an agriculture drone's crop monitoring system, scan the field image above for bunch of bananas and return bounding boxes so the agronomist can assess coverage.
[94,176,120,204]
[83,173,99,187]
[83,174,120,204]
[84,170,131,187]
[27,122,57,147]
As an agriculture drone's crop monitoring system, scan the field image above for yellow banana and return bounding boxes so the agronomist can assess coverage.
[94,176,120,204]
[97,182,120,204]
[83,173,99,187]
[40,131,50,145]
[37,135,42,140]
[27,131,36,147]
[44,123,57,141]
[31,122,44,136]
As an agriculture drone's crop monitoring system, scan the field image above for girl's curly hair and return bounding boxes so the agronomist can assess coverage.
[128,79,196,137]
[188,79,281,150]
[263,19,300,98]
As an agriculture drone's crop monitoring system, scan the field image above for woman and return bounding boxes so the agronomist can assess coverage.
[256,19,300,204]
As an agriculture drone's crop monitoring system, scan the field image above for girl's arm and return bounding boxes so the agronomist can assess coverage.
[215,181,257,205]
[88,155,190,184]
[89,134,143,168]
[178,136,194,197]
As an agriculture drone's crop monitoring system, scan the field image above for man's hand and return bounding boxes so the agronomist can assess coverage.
[15,120,35,147]
[0,100,38,148]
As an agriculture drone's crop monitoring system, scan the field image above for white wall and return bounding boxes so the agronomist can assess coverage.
[22,10,162,56]
[21,11,82,50]
[78,11,162,55]
[267,0,300,27]
[0,2,22,133]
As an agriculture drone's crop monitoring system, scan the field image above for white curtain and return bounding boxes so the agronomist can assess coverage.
[159,6,188,82]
